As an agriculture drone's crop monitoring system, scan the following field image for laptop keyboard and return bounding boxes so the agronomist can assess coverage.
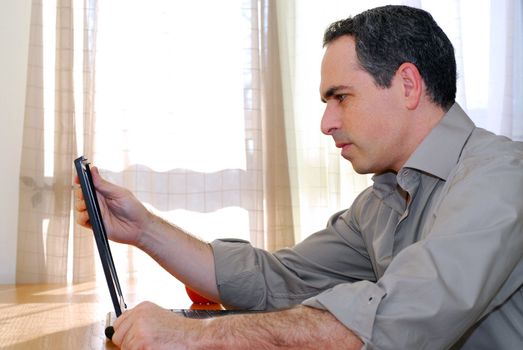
[175,309,251,319]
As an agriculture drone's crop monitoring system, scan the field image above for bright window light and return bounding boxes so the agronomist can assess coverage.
[94,0,246,173]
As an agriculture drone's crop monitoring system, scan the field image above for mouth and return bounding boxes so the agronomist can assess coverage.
[335,142,352,150]
[334,141,354,158]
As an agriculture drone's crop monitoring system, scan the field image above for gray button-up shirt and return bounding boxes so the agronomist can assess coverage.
[211,103,523,349]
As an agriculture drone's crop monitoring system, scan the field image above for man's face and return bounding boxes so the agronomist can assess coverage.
[320,36,410,174]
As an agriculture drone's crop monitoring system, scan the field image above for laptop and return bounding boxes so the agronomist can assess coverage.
[74,156,256,340]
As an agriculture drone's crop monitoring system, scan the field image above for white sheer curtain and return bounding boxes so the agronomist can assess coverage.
[484,0,523,139]
[413,0,523,140]
[89,0,296,280]
[16,0,521,283]
[92,0,253,245]
[16,0,97,283]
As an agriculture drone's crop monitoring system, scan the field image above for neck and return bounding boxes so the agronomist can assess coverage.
[392,101,449,172]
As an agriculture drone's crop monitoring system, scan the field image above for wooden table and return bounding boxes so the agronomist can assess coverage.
[0,275,213,349]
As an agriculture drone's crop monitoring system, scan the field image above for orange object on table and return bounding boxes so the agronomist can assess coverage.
[185,286,217,304]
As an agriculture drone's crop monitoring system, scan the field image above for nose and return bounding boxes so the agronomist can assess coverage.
[321,102,341,135]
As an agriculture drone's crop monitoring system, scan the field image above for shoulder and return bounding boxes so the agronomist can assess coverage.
[446,127,523,198]
[461,127,523,162]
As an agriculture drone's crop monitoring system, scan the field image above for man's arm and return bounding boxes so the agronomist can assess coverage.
[136,213,220,301]
[75,166,220,301]
[111,302,363,350]
[212,205,376,311]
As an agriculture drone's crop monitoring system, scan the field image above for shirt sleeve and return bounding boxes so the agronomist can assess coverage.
[211,205,376,310]
[304,152,523,349]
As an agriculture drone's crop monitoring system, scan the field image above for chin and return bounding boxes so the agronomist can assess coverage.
[349,159,382,175]
[350,163,373,175]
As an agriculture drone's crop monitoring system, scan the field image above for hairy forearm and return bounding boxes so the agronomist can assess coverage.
[136,212,220,301]
[199,306,363,350]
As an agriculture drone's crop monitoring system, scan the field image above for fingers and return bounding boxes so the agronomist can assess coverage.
[73,182,91,228]
[74,183,83,200]
[112,302,156,349]
[73,166,112,230]
[112,309,133,347]
[112,302,194,349]
[73,168,106,229]
[76,209,92,228]
[75,193,86,211]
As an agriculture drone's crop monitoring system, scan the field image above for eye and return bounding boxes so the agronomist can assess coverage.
[335,94,348,103]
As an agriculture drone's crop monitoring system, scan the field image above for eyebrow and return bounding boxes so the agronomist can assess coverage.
[321,85,352,103]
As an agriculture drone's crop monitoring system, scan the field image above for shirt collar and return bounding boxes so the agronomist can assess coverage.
[402,102,475,181]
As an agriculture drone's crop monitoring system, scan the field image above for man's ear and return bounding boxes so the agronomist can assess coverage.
[396,62,423,110]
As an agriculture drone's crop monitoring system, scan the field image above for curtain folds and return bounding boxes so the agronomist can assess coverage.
[15,0,522,284]
[72,0,98,283]
[17,0,97,283]
[487,0,523,140]
[275,0,373,242]
[17,0,76,283]
[259,0,295,251]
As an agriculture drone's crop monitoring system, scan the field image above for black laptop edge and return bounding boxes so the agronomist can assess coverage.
[74,156,126,339]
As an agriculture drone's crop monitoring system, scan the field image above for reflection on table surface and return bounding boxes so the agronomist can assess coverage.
[0,274,215,349]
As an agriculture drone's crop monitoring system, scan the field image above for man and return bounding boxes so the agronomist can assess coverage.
[76,5,523,349]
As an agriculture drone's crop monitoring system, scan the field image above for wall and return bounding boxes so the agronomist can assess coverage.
[0,0,32,283]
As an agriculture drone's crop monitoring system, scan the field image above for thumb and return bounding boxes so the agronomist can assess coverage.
[90,166,117,196]
[90,166,131,201]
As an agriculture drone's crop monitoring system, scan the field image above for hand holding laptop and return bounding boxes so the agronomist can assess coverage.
[75,165,150,247]
[74,157,257,342]
[74,158,220,303]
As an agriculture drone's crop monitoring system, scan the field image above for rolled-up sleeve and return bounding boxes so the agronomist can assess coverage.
[303,281,387,341]
[211,206,376,310]
[212,238,269,310]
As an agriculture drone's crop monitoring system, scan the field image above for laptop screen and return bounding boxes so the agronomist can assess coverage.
[74,156,127,317]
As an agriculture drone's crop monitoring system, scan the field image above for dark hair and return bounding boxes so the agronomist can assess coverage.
[323,5,456,110]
